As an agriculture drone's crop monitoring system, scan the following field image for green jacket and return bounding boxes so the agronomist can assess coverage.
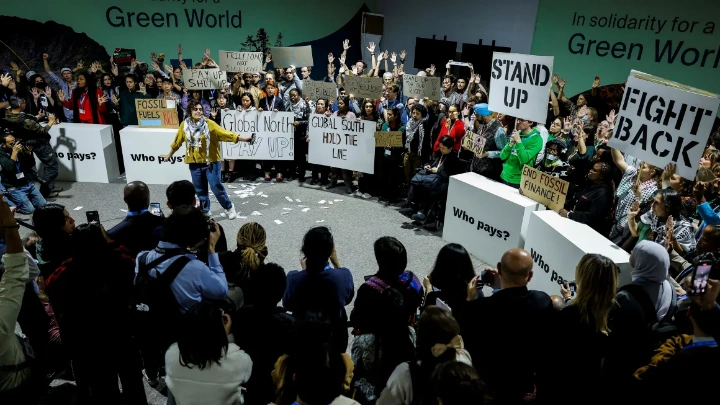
[119,90,151,126]
[499,128,543,185]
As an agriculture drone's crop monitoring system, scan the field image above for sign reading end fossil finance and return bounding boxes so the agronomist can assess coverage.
[488,52,553,124]
[402,74,441,101]
[308,114,376,174]
[221,110,295,160]
[608,70,720,181]
[343,75,383,100]
[520,165,568,212]
[218,51,263,73]
[183,68,228,90]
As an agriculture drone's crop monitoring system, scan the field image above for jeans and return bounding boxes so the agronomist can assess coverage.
[6,183,46,214]
[34,141,58,196]
[189,162,232,211]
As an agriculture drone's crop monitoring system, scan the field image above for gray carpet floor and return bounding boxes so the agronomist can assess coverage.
[30,176,490,404]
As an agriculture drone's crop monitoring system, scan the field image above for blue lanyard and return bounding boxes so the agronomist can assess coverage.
[126,209,148,217]
[682,340,718,351]
[265,95,275,111]
[80,92,87,107]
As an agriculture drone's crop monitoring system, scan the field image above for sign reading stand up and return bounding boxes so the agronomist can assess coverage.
[608,70,720,180]
[488,52,554,123]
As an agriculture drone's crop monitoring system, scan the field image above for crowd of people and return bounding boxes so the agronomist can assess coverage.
[1,38,720,405]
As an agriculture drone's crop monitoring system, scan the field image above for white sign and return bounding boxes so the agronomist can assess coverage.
[488,52,554,123]
[120,126,190,185]
[342,75,383,100]
[221,110,295,160]
[218,51,263,73]
[303,79,337,100]
[402,74,441,101]
[524,210,632,297]
[307,114,376,174]
[443,173,544,265]
[43,123,120,183]
[183,68,228,90]
[609,71,720,180]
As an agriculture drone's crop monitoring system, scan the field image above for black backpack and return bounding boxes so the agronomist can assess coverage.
[618,283,679,349]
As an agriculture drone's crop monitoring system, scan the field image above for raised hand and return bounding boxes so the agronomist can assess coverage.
[328,53,334,64]
[58,89,66,101]
[178,43,184,55]
[45,86,52,97]
[390,52,397,64]
[628,200,640,219]
[265,52,272,63]
[606,109,616,124]
[592,76,601,89]
[9,61,19,72]
[204,47,211,59]
[151,52,158,63]
[343,39,351,50]
[367,41,376,54]
[138,82,146,94]
[552,73,559,84]
[428,64,436,76]
[151,61,161,73]
[88,63,97,74]
[98,94,108,104]
[111,64,119,77]
[43,53,50,60]
[1,74,12,87]
[130,58,138,69]
[47,113,57,124]
[377,51,386,61]
[339,55,346,66]
[76,60,84,69]
[210,108,218,118]
[564,116,572,132]
[165,64,174,73]
[111,93,120,105]
[558,78,566,90]
[31,88,40,100]
[399,50,406,60]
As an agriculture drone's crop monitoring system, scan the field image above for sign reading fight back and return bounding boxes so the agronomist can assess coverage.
[488,52,554,123]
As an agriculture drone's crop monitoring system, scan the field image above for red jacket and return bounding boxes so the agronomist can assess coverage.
[62,88,107,124]
[433,118,466,153]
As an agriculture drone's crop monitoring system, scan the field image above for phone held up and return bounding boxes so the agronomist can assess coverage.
[150,202,162,216]
[690,262,712,296]
[85,210,100,224]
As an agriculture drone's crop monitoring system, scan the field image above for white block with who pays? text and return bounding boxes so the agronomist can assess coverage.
[44,123,120,183]
[442,173,545,266]
[524,210,632,297]
[120,126,190,185]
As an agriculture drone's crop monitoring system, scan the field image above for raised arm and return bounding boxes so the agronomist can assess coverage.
[610,147,629,173]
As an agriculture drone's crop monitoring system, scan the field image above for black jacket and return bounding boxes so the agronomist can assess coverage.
[107,211,165,258]
[565,181,613,236]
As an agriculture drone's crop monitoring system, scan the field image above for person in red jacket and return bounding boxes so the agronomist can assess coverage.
[433,104,465,153]
[61,71,107,124]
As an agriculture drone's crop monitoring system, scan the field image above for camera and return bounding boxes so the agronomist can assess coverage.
[207,218,216,233]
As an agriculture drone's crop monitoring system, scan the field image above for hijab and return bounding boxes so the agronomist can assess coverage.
[631,240,673,320]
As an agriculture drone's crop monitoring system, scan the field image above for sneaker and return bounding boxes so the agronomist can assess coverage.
[264,172,271,182]
[398,207,414,217]
[355,190,363,197]
[143,369,160,388]
[325,181,337,190]
[345,187,353,194]
[222,172,231,183]
[310,177,319,185]
[411,212,426,222]
[203,210,212,218]
[51,186,63,193]
[226,204,237,220]
[361,193,372,199]
[276,173,284,183]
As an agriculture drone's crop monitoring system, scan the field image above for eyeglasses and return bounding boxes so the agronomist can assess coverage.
[193,107,204,112]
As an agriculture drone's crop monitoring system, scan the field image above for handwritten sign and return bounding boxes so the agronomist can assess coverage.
[221,110,294,160]
[218,51,263,73]
[308,114,376,173]
[270,46,314,68]
[488,52,554,123]
[403,74,441,101]
[461,132,486,155]
[343,75,383,100]
[135,98,179,129]
[183,68,228,90]
[520,165,568,212]
[375,131,403,147]
[303,79,337,100]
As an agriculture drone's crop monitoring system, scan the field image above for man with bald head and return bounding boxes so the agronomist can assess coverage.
[108,181,165,257]
[457,248,555,404]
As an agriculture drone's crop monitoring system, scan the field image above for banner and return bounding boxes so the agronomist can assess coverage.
[374,131,403,147]
[342,75,383,100]
[402,74,441,101]
[308,114,376,173]
[520,165,569,212]
[218,51,263,73]
[135,99,179,129]
[303,79,337,100]
[271,46,314,68]
[461,132,486,155]
[183,68,228,90]
[488,52,554,123]
[608,70,720,180]
[221,110,295,160]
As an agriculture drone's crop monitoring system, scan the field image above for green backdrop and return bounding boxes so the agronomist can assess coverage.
[531,0,720,96]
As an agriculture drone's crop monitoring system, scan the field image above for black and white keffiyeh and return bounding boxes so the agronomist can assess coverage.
[183,116,210,162]
[405,116,427,155]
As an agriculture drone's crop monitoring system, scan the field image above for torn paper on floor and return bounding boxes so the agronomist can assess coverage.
[251,211,262,216]
[316,220,326,223]
[320,206,329,209]
[281,212,289,215]
[262,195,269,198]
[274,220,283,225]
[302,208,310,212]
[298,205,307,208]
[334,199,343,202]
[318,200,326,204]
[283,208,292,211]
[120,209,128,213]
[285,196,294,202]
[238,216,247,219]
[259,203,269,206]
[295,199,301,203]
[73,206,83,211]
[328,201,334,205]
[227,185,237,189]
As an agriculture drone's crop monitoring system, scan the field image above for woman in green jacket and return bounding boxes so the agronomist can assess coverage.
[113,74,151,127]
[499,118,543,188]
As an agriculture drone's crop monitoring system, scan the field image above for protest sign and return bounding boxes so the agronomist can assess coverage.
[520,165,568,212]
[375,131,403,147]
[461,132,486,155]
[308,114,376,173]
[403,74,441,101]
[221,110,294,160]
[135,99,179,129]
[303,79,337,100]
[608,70,720,180]
[271,46,314,68]
[113,48,136,66]
[488,52,553,123]
[183,68,228,90]
[218,51,263,73]
[343,75,383,100]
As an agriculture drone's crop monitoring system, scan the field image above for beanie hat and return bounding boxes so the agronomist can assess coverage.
[473,103,492,117]
[25,71,37,80]
[60,67,72,74]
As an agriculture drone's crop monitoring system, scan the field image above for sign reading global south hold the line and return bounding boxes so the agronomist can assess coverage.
[221,110,294,160]
[488,52,554,124]
[308,114,376,174]
[609,70,720,180]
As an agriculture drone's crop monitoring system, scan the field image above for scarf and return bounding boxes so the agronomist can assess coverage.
[290,98,307,119]
[183,116,210,162]
[639,211,697,253]
[630,240,673,320]
[404,116,427,155]
[431,335,465,357]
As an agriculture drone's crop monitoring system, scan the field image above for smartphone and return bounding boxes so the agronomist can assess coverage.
[207,218,217,233]
[149,202,162,216]
[436,298,452,313]
[250,133,256,145]
[690,263,712,296]
[86,210,100,224]
[194,195,201,208]
[478,270,492,289]
[568,281,577,296]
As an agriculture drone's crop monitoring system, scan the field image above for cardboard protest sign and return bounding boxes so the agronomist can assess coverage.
[609,70,720,180]
[183,69,228,90]
[135,99,179,129]
[113,48,136,66]
[461,132,486,155]
[271,46,314,68]
[303,79,337,100]
[221,110,294,160]
[342,75,383,100]
[218,51,263,73]
[375,131,403,147]
[520,165,569,212]
[403,74,441,101]
[308,114,376,173]
[488,52,554,123]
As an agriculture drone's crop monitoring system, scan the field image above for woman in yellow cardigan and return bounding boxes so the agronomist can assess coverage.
[161,98,252,219]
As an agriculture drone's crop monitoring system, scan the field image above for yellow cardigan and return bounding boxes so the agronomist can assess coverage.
[171,119,239,164]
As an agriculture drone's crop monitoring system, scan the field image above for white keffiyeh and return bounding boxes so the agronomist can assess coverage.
[184,116,210,162]
[405,116,427,155]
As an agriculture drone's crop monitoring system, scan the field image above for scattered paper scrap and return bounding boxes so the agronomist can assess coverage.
[334,199,343,202]
[302,208,310,212]
[285,196,294,202]
[320,206,330,209]
[227,185,237,189]
[316,220,326,223]
[328,201,334,205]
[241,201,248,205]
[318,200,326,204]
[295,199,301,203]
[73,206,83,211]
[238,216,247,219]
[262,195,269,198]
[251,211,262,216]
[259,203,269,206]
[283,208,292,211]
[274,220,283,225]
[298,205,307,207]
[120,209,128,212]
[220,213,227,217]
[281,212,290,215]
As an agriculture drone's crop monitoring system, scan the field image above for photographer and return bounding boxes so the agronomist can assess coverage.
[0,134,45,214]
[3,96,60,198]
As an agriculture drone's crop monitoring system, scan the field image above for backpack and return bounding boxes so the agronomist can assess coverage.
[617,283,679,350]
